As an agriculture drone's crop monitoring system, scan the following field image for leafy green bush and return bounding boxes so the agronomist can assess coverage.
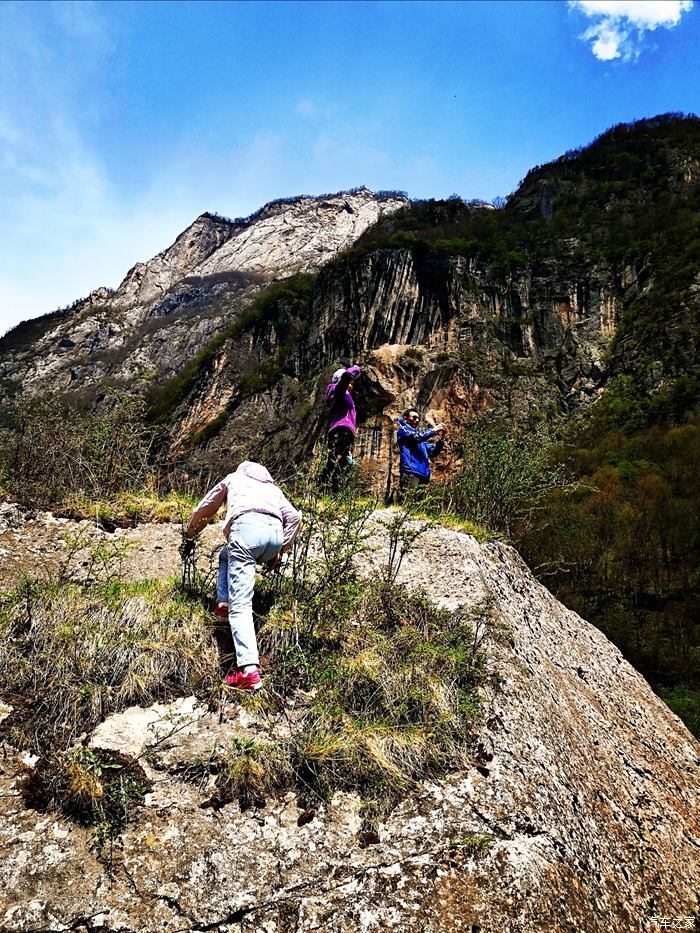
[658,686,700,740]
[443,416,573,537]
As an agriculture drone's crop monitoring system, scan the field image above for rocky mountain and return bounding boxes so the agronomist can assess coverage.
[0,188,407,400]
[2,114,700,493]
[2,115,700,931]
[1,509,698,931]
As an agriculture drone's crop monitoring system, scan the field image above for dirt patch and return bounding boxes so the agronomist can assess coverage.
[0,506,225,589]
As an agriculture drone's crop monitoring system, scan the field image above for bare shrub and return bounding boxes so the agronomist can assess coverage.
[0,388,155,508]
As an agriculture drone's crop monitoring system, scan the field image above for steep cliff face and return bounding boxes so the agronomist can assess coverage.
[170,242,624,489]
[163,118,700,486]
[0,189,407,400]
[0,511,698,931]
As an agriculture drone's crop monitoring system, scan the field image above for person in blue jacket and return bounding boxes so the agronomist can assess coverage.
[396,408,447,501]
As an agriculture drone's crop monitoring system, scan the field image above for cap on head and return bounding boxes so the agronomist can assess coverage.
[332,368,346,384]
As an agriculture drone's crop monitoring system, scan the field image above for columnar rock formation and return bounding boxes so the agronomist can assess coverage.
[165,242,625,489]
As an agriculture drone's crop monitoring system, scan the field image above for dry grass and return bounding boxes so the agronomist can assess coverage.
[215,737,292,810]
[254,576,492,819]
[0,578,219,751]
[1,474,498,833]
[20,745,149,854]
[60,488,197,526]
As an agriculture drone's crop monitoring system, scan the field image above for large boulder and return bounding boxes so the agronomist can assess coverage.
[1,514,698,931]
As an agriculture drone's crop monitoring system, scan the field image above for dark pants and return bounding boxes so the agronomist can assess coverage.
[322,427,354,493]
[396,471,429,504]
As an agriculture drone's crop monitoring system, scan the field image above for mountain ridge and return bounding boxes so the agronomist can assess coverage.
[0,188,407,400]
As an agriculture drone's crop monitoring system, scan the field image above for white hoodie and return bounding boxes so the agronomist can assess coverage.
[186,461,301,550]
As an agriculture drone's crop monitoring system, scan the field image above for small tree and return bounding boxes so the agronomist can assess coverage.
[444,416,573,537]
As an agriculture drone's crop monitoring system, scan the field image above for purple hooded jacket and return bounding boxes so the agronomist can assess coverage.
[325,365,361,434]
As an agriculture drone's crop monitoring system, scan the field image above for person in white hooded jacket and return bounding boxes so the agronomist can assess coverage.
[183,460,302,690]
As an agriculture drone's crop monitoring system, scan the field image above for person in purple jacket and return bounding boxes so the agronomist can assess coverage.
[322,363,361,492]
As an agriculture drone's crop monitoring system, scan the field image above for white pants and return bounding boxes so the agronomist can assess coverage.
[216,513,282,667]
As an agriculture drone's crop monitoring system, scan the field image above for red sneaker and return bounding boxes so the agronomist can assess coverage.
[225,668,262,691]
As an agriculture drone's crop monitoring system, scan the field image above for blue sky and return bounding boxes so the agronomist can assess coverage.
[1,0,698,334]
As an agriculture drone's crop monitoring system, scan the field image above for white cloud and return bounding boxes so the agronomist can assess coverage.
[569,0,693,60]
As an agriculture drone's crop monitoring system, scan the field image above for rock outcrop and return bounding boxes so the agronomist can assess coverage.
[1,511,698,932]
[0,189,408,398]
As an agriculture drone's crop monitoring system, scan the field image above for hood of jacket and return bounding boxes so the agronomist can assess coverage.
[236,461,274,484]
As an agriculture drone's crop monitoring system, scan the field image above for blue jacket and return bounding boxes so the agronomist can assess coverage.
[396,419,444,479]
